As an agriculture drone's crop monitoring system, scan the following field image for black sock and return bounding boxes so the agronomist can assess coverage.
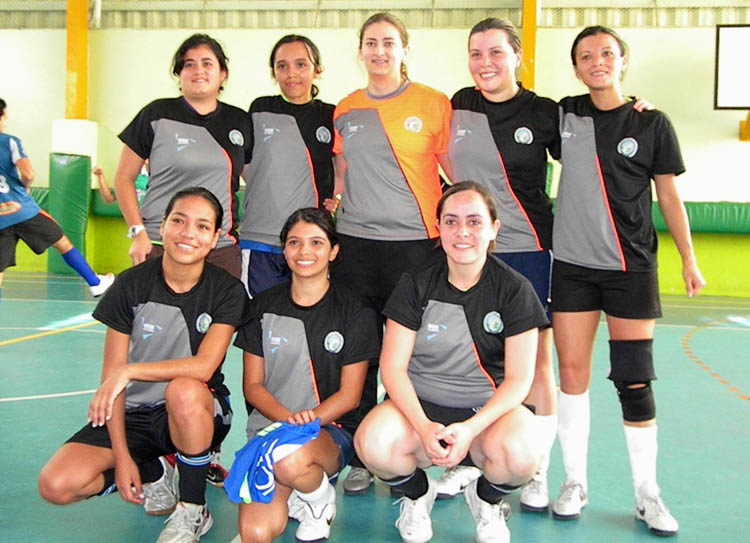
[476,475,519,505]
[138,458,165,484]
[382,468,428,500]
[176,449,210,505]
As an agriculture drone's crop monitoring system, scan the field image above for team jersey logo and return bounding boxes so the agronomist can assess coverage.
[262,124,280,142]
[196,312,213,334]
[0,200,21,216]
[324,331,344,354]
[483,311,504,334]
[514,127,534,145]
[140,317,163,339]
[228,129,244,146]
[617,137,639,158]
[268,330,289,354]
[426,322,448,341]
[404,116,423,133]
[175,133,196,152]
[316,126,331,144]
[453,125,472,144]
[344,121,363,140]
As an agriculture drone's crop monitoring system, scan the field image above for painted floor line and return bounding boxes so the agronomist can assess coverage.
[0,320,100,347]
[0,389,95,403]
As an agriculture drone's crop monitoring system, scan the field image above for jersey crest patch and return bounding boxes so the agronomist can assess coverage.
[228,129,245,146]
[196,312,213,334]
[617,137,639,158]
[315,126,332,144]
[324,331,344,353]
[482,311,504,334]
[514,127,534,145]
[404,116,423,133]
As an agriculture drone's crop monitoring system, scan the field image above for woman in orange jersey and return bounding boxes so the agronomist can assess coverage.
[326,12,452,494]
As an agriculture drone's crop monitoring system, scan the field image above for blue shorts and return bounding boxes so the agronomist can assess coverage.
[495,250,552,316]
[322,424,355,475]
[240,244,289,298]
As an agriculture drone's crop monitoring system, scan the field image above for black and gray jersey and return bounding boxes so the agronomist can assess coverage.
[449,86,559,252]
[119,97,252,248]
[555,95,685,271]
[92,258,249,410]
[239,96,334,247]
[384,257,548,408]
[235,282,380,436]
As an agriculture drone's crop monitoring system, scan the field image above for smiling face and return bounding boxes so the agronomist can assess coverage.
[573,32,627,91]
[178,44,227,102]
[272,41,319,105]
[159,195,220,266]
[468,29,521,102]
[438,189,500,268]
[359,20,408,82]
[283,220,339,280]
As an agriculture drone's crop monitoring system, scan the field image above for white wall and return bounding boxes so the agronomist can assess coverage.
[3,26,748,202]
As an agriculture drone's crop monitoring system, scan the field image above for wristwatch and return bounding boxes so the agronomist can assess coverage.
[126,224,146,239]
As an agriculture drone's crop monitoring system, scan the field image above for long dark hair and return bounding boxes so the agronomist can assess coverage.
[164,187,223,231]
[269,34,323,99]
[172,33,229,92]
[280,208,338,249]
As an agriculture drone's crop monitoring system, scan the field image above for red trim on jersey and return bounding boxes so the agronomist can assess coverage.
[471,343,497,390]
[37,209,55,221]
[305,356,322,406]
[496,151,542,251]
[219,148,237,243]
[594,155,626,271]
[304,147,319,205]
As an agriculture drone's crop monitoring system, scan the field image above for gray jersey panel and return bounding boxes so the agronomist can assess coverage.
[240,112,317,247]
[408,300,495,408]
[125,302,192,409]
[554,111,623,270]
[246,314,319,437]
[140,119,234,248]
[450,110,541,252]
[335,109,427,240]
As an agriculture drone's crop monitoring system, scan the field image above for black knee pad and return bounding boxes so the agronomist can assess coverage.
[614,381,656,422]
[608,339,657,382]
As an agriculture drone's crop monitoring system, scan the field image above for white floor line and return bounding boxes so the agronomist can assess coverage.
[39,313,95,330]
[0,389,95,403]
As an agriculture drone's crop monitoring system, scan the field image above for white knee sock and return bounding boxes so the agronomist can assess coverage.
[623,424,658,496]
[557,390,590,490]
[297,472,331,504]
[534,414,558,479]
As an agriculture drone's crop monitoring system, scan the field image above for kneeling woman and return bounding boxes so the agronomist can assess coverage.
[233,208,380,543]
[355,182,549,543]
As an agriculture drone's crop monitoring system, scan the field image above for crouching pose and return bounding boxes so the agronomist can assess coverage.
[355,182,550,543]
[38,187,249,543]
[233,208,380,543]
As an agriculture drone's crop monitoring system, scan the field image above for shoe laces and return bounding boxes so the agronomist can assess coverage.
[162,505,201,533]
[640,492,670,517]
[559,481,583,502]
[525,477,545,494]
[394,495,429,526]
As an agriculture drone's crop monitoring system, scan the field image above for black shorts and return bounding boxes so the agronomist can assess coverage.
[65,392,232,464]
[331,234,440,313]
[550,260,662,319]
[0,212,64,272]
[496,250,552,318]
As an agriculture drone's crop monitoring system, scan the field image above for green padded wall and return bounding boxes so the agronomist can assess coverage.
[47,154,91,274]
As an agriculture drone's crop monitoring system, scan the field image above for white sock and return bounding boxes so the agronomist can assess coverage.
[534,414,558,479]
[557,390,590,491]
[623,424,658,497]
[296,472,331,504]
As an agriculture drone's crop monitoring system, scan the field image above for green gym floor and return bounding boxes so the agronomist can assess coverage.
[1,271,748,543]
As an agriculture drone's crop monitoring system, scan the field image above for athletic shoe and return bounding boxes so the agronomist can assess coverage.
[287,490,308,522]
[206,451,227,487]
[394,477,436,543]
[89,273,115,297]
[342,467,373,495]
[463,479,511,543]
[635,481,679,536]
[552,480,588,519]
[435,466,482,499]
[144,457,177,516]
[295,483,337,542]
[520,474,549,512]
[156,502,213,543]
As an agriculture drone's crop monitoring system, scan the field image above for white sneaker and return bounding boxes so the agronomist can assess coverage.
[435,466,482,499]
[295,483,336,542]
[89,273,114,297]
[394,477,436,543]
[463,479,511,543]
[635,481,679,536]
[342,466,373,495]
[287,490,308,522]
[552,480,588,519]
[144,457,177,516]
[520,474,549,512]
[156,502,213,543]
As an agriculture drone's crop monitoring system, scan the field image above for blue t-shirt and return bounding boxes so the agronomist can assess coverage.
[0,133,39,229]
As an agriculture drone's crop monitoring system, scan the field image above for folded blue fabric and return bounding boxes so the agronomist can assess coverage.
[224,419,321,504]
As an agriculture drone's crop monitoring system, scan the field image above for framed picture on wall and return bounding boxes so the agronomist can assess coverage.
[714,24,750,109]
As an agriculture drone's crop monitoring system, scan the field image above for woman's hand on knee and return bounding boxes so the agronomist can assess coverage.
[88,366,130,427]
